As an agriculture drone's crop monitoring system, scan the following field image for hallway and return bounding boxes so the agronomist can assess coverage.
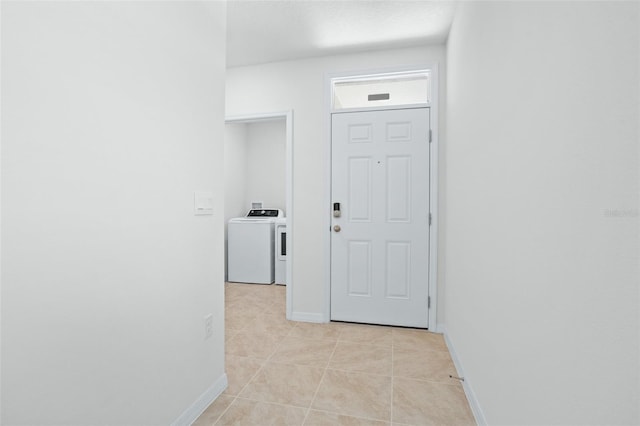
[195,283,474,425]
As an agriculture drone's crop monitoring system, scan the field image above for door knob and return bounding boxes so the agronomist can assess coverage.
[333,225,341,232]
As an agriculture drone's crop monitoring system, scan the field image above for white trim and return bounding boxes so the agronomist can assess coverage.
[331,102,430,115]
[427,64,439,331]
[329,67,433,113]
[290,311,327,323]
[224,111,294,321]
[323,64,440,330]
[284,112,294,320]
[171,373,228,426]
[440,325,487,426]
[434,323,447,334]
[225,112,286,124]
[323,73,333,323]
[331,68,431,83]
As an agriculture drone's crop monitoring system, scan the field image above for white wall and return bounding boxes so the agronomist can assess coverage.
[445,1,639,424]
[224,122,247,281]
[245,120,287,213]
[225,123,249,223]
[224,120,286,222]
[1,2,227,424]
[226,45,446,320]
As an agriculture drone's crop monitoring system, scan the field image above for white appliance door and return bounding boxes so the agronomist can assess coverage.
[274,224,286,285]
[228,221,274,284]
[276,224,286,261]
[330,108,430,328]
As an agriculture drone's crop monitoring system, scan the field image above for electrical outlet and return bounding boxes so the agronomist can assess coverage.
[204,314,213,340]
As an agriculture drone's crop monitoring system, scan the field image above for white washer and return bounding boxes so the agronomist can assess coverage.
[227,209,283,284]
[274,218,287,285]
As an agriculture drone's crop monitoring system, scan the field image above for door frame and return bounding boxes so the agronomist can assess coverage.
[323,65,439,330]
[225,110,294,320]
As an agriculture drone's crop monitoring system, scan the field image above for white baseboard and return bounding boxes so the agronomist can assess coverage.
[290,311,327,323]
[171,373,228,426]
[440,325,487,426]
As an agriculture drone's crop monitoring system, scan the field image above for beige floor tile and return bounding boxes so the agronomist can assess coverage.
[289,322,342,341]
[303,409,390,425]
[222,283,474,426]
[392,378,474,426]
[312,369,391,421]
[240,361,325,408]
[225,283,258,299]
[246,312,296,336]
[271,337,337,367]
[216,397,307,426]
[226,330,284,359]
[224,299,244,311]
[263,298,287,315]
[225,309,258,332]
[393,348,458,383]
[338,323,393,347]
[261,285,285,300]
[329,341,392,376]
[226,285,276,306]
[241,296,277,313]
[224,355,263,396]
[224,288,247,303]
[225,329,238,344]
[193,395,235,426]
[242,284,279,300]
[392,329,447,352]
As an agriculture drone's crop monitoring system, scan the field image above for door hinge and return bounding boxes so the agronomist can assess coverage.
[429,213,432,226]
[428,296,431,309]
[429,129,432,143]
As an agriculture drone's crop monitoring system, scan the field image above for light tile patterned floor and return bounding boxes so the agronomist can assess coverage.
[195,283,475,426]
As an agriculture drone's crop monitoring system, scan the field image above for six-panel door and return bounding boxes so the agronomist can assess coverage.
[330,108,430,328]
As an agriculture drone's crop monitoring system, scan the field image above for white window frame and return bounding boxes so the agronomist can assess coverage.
[331,69,431,112]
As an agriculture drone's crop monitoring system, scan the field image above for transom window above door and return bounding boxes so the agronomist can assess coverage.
[332,70,431,111]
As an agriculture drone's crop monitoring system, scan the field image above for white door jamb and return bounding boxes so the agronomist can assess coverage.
[225,111,294,320]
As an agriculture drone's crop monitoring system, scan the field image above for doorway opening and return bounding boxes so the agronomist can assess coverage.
[225,111,294,320]
[325,67,439,329]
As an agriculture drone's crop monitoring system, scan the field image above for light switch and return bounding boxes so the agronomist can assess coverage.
[194,191,214,215]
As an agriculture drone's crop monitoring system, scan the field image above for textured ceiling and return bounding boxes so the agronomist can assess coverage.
[226,0,457,68]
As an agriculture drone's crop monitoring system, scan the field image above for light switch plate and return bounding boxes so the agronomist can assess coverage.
[194,191,214,215]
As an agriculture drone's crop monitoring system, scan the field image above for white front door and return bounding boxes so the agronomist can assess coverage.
[330,107,430,328]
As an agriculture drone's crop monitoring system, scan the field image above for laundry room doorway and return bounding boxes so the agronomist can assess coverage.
[224,111,293,319]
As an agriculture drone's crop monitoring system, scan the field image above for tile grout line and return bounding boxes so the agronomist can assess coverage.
[227,286,451,424]
[218,285,472,425]
[391,330,395,425]
[215,289,260,426]
[301,335,340,425]
[307,407,396,425]
[212,289,242,426]
[231,395,311,410]
[216,289,283,424]
[275,285,322,425]
[313,365,392,379]
[238,288,292,389]
[211,394,237,426]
